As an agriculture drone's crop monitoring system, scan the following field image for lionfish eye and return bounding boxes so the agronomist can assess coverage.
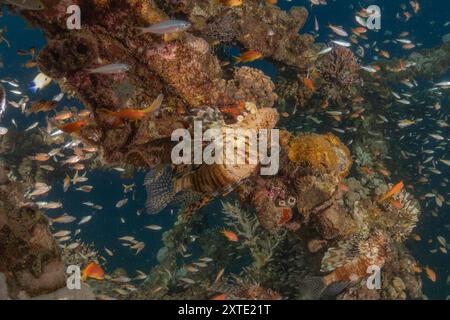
[278,200,286,207]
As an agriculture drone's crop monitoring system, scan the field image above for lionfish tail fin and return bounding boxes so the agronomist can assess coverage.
[144,165,174,215]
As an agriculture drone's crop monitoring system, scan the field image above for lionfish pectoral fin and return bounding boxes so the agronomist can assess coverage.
[321,236,362,272]
[298,276,327,300]
[144,165,174,215]
[323,281,349,297]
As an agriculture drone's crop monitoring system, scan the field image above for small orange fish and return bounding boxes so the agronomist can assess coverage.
[358,34,368,40]
[72,163,86,171]
[233,50,263,64]
[412,234,421,241]
[402,43,415,50]
[424,266,436,282]
[389,199,403,210]
[378,181,404,203]
[78,109,92,118]
[219,0,243,7]
[83,146,98,153]
[63,174,71,192]
[303,77,315,91]
[222,229,239,242]
[379,50,391,59]
[212,293,228,300]
[73,147,84,157]
[27,100,57,114]
[58,120,88,133]
[352,27,367,35]
[24,60,38,68]
[54,111,74,121]
[102,94,163,121]
[33,153,50,162]
[16,49,30,56]
[413,265,422,273]
[357,9,370,18]
[359,166,375,175]
[82,262,105,281]
[352,96,365,104]
[378,168,390,177]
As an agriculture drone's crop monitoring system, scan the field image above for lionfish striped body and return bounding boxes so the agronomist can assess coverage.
[145,108,279,215]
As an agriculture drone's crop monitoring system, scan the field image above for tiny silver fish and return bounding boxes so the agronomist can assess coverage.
[0,84,6,118]
[137,20,191,35]
[88,63,130,74]
[4,0,45,10]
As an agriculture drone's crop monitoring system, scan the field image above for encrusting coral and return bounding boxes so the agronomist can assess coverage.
[316,47,362,106]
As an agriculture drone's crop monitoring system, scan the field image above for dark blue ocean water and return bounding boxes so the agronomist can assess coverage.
[1,1,450,299]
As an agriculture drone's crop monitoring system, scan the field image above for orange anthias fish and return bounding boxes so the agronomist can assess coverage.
[33,153,50,162]
[219,0,243,6]
[54,111,74,122]
[82,262,105,281]
[233,50,263,64]
[378,168,390,177]
[389,199,404,210]
[413,265,422,273]
[424,266,436,282]
[103,94,163,121]
[412,234,421,241]
[59,120,88,134]
[359,166,375,175]
[352,27,367,35]
[222,229,239,242]
[379,50,391,59]
[63,174,71,192]
[211,293,228,300]
[377,181,404,203]
[303,77,315,91]
[27,100,57,115]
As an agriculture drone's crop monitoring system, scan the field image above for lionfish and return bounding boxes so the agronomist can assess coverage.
[144,108,279,215]
[300,231,389,299]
